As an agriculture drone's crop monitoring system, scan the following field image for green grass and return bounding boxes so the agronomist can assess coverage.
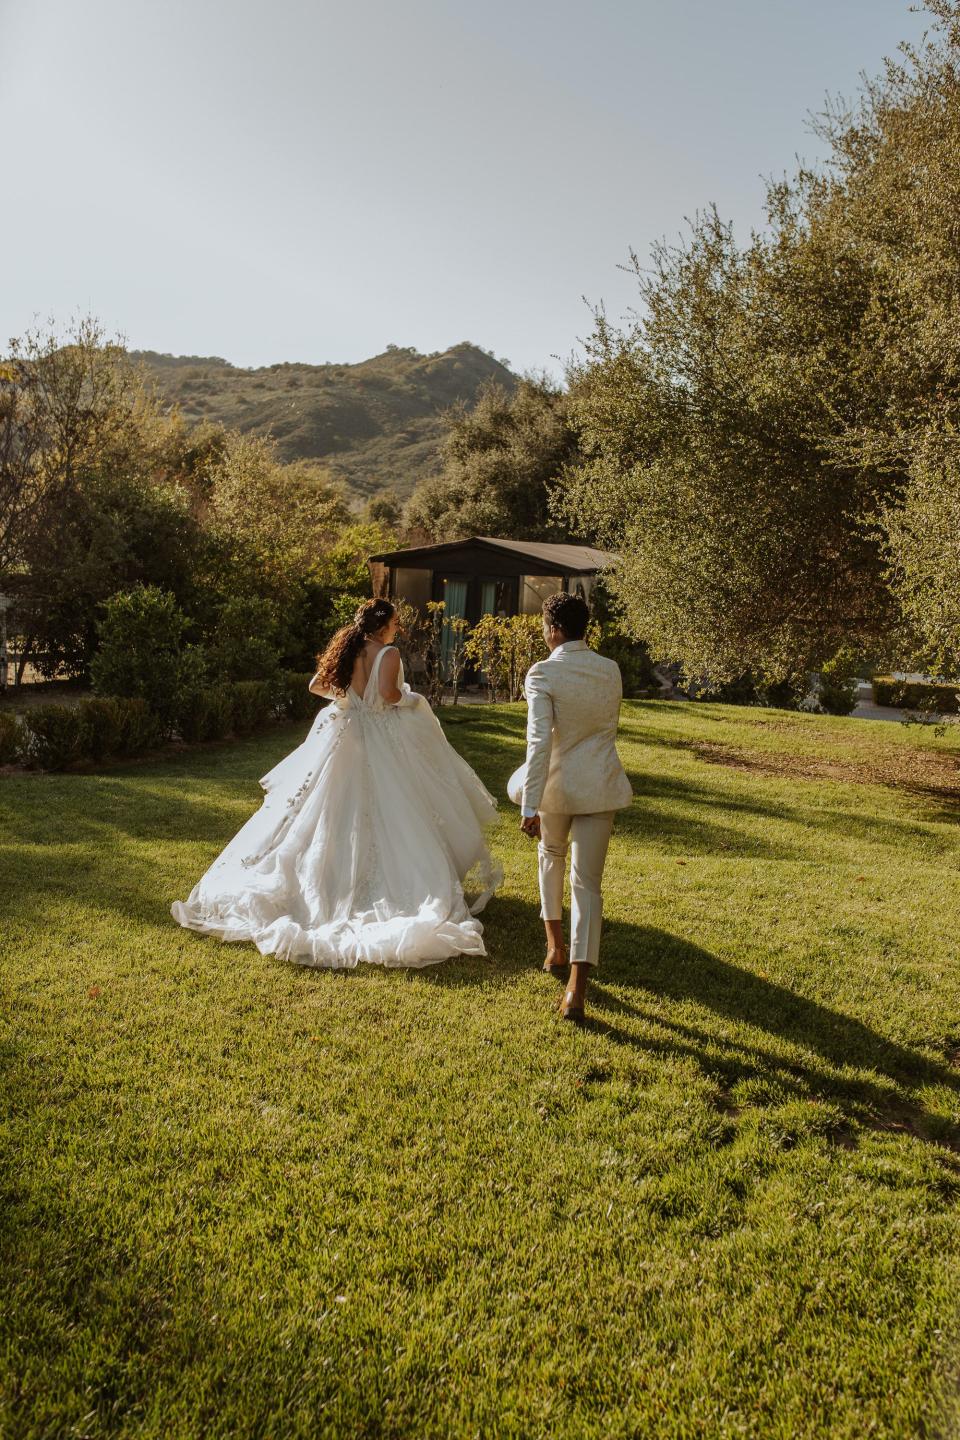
[2,700,959,1439]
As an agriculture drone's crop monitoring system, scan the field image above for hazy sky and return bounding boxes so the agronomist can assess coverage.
[1,0,929,377]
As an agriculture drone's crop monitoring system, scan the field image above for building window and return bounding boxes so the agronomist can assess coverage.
[572,576,595,608]
[479,578,513,616]
[392,567,432,611]
[520,575,562,615]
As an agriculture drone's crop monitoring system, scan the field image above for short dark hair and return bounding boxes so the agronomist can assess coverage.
[542,592,589,639]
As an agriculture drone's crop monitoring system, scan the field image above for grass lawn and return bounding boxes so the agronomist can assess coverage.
[2,700,959,1439]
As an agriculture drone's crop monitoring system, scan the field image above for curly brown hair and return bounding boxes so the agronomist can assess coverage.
[314,598,397,695]
[542,592,589,639]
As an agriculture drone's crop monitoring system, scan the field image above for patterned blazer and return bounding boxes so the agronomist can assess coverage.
[507,640,633,816]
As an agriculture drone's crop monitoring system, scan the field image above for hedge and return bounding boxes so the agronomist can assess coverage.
[274,672,318,723]
[871,676,960,713]
[0,712,22,765]
[2,671,320,772]
[229,680,276,736]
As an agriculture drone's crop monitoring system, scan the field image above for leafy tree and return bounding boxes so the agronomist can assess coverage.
[365,489,403,527]
[24,469,207,679]
[558,2,960,686]
[404,377,579,542]
[1,320,218,680]
[882,430,960,677]
[204,434,349,580]
[204,595,283,683]
[0,316,145,585]
[301,521,393,662]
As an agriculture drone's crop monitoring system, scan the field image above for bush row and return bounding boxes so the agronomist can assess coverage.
[0,672,318,772]
[871,676,960,713]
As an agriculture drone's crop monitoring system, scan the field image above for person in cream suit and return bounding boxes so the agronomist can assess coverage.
[507,593,633,1023]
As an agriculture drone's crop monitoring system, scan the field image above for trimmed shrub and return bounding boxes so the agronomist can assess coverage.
[206,686,235,741]
[79,697,124,761]
[175,688,211,743]
[871,676,960,713]
[176,687,226,743]
[0,711,24,765]
[91,585,207,736]
[21,704,86,770]
[229,680,275,736]
[116,698,162,756]
[275,671,320,723]
[176,685,235,742]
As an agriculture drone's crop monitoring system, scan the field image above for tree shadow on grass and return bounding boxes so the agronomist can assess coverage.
[442,707,944,859]
[417,898,960,1153]
[618,766,954,856]
[591,919,960,1150]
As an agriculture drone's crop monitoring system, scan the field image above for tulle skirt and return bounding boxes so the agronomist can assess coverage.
[171,694,503,969]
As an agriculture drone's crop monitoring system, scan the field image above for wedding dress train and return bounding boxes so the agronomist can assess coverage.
[170,646,502,968]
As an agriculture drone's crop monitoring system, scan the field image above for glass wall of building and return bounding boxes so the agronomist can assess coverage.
[391,567,432,611]
[519,574,563,615]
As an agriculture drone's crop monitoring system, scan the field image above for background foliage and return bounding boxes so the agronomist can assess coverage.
[556,0,960,687]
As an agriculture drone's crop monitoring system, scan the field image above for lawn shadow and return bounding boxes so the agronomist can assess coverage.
[589,918,960,1149]
[619,766,954,856]
[420,895,960,1152]
[443,706,945,859]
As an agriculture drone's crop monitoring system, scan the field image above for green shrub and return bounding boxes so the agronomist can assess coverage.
[177,684,237,742]
[229,680,275,736]
[115,698,162,756]
[871,675,960,713]
[175,688,221,743]
[816,647,860,716]
[0,711,24,765]
[689,672,810,708]
[175,688,207,743]
[91,585,207,736]
[596,629,659,697]
[275,671,318,723]
[78,697,125,761]
[21,704,86,770]
[205,595,283,683]
[690,672,761,705]
[206,686,235,740]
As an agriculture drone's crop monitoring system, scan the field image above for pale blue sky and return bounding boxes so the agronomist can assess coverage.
[1,0,928,377]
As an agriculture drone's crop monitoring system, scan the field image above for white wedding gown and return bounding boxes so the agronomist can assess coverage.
[171,646,503,968]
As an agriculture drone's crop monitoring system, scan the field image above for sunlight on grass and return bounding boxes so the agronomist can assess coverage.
[2,702,959,1438]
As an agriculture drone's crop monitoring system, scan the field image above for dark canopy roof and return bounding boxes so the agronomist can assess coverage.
[368,536,618,575]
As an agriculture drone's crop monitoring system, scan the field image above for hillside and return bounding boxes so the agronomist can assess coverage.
[133,342,517,501]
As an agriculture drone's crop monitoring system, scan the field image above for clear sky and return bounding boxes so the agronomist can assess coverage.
[1,0,929,378]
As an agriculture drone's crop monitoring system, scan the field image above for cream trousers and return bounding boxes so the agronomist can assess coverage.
[538,810,616,968]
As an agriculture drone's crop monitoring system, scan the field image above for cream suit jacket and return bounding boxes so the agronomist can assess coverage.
[507,640,633,816]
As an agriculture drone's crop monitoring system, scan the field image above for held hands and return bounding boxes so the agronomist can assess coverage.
[520,813,541,840]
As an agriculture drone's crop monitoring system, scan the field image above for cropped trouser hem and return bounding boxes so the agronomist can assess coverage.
[537,810,615,968]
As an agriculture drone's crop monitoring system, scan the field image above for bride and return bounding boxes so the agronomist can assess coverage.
[171,598,502,969]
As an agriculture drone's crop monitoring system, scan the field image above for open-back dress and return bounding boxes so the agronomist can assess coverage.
[171,646,502,969]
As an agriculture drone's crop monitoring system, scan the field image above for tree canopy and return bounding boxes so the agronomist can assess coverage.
[404,377,580,543]
[558,0,960,683]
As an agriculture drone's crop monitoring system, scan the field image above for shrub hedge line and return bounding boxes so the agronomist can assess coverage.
[871,675,960,713]
[0,672,318,772]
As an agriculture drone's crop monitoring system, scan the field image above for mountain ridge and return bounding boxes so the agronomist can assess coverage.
[133,341,518,501]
